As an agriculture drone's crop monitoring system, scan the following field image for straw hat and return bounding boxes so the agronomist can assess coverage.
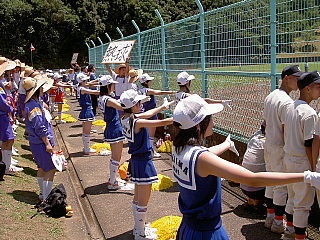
[114,64,132,74]
[0,57,9,76]
[6,60,17,71]
[128,69,143,83]
[22,77,47,103]
[22,67,40,78]
[34,74,54,92]
[67,68,74,74]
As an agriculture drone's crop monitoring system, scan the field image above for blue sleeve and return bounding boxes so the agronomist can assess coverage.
[31,113,50,139]
[0,94,14,113]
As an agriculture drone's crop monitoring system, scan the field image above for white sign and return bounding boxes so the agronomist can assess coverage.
[101,40,135,64]
[71,53,79,64]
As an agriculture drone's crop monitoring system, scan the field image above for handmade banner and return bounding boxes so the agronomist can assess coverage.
[71,53,79,64]
[101,40,135,64]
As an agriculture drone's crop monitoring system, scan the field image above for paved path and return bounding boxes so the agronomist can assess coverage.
[54,94,320,240]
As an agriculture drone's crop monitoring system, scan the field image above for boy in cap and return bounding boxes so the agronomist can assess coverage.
[283,70,320,240]
[263,65,303,233]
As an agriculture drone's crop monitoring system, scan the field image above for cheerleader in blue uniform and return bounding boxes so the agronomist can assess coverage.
[120,89,174,240]
[138,73,176,158]
[97,75,126,190]
[172,94,320,240]
[77,73,99,154]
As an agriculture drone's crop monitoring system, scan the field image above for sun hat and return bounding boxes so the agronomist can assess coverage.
[5,60,17,71]
[53,72,63,80]
[138,73,154,83]
[67,68,74,74]
[281,65,303,79]
[120,89,150,109]
[22,77,47,103]
[77,73,90,83]
[297,70,320,90]
[173,94,224,129]
[34,74,54,92]
[177,71,195,86]
[0,57,9,76]
[22,67,40,78]
[128,69,143,83]
[98,75,118,86]
[114,64,132,74]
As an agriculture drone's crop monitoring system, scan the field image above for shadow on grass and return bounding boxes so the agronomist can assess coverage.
[20,153,34,161]
[21,144,31,151]
[9,190,39,205]
[22,166,37,177]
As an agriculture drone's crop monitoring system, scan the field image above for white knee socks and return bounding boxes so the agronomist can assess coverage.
[135,205,148,235]
[82,134,91,152]
[110,159,119,185]
[1,150,12,170]
[42,180,53,200]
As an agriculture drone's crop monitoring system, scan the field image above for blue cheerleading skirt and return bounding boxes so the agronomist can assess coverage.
[78,107,95,121]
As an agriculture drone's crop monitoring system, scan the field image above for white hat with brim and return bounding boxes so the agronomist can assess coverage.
[98,75,118,86]
[173,94,224,129]
[128,69,143,83]
[138,73,155,83]
[77,73,90,83]
[177,71,195,85]
[120,89,150,109]
[22,77,47,103]
[0,57,9,76]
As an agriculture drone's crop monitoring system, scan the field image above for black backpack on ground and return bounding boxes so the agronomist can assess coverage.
[32,183,68,218]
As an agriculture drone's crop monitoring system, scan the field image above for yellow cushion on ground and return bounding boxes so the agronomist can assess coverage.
[54,114,77,122]
[92,119,107,126]
[90,142,111,153]
[150,215,182,240]
[152,174,173,191]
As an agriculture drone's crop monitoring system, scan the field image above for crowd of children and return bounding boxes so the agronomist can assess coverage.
[3,56,320,240]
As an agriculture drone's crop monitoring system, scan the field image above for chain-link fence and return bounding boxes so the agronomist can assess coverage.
[87,0,320,143]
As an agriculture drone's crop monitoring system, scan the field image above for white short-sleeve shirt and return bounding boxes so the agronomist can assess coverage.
[283,100,317,157]
[263,89,293,146]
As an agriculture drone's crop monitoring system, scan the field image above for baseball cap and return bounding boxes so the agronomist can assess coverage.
[297,70,320,90]
[177,71,195,85]
[281,65,303,79]
[173,94,224,129]
[138,73,154,83]
[98,75,118,86]
[120,89,149,109]
[77,73,90,83]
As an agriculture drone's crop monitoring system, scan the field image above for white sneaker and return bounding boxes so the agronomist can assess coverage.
[90,130,97,133]
[107,180,124,190]
[283,229,295,240]
[134,228,158,240]
[153,151,161,158]
[58,120,66,124]
[83,148,96,154]
[5,165,23,174]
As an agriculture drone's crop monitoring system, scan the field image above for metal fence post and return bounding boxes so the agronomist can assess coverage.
[90,40,97,66]
[155,9,168,91]
[116,27,124,39]
[195,0,207,98]
[270,0,277,91]
[132,20,142,69]
[105,32,112,42]
[85,42,91,63]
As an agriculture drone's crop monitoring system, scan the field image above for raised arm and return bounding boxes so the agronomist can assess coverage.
[196,151,304,187]
[147,89,176,96]
[106,98,123,111]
